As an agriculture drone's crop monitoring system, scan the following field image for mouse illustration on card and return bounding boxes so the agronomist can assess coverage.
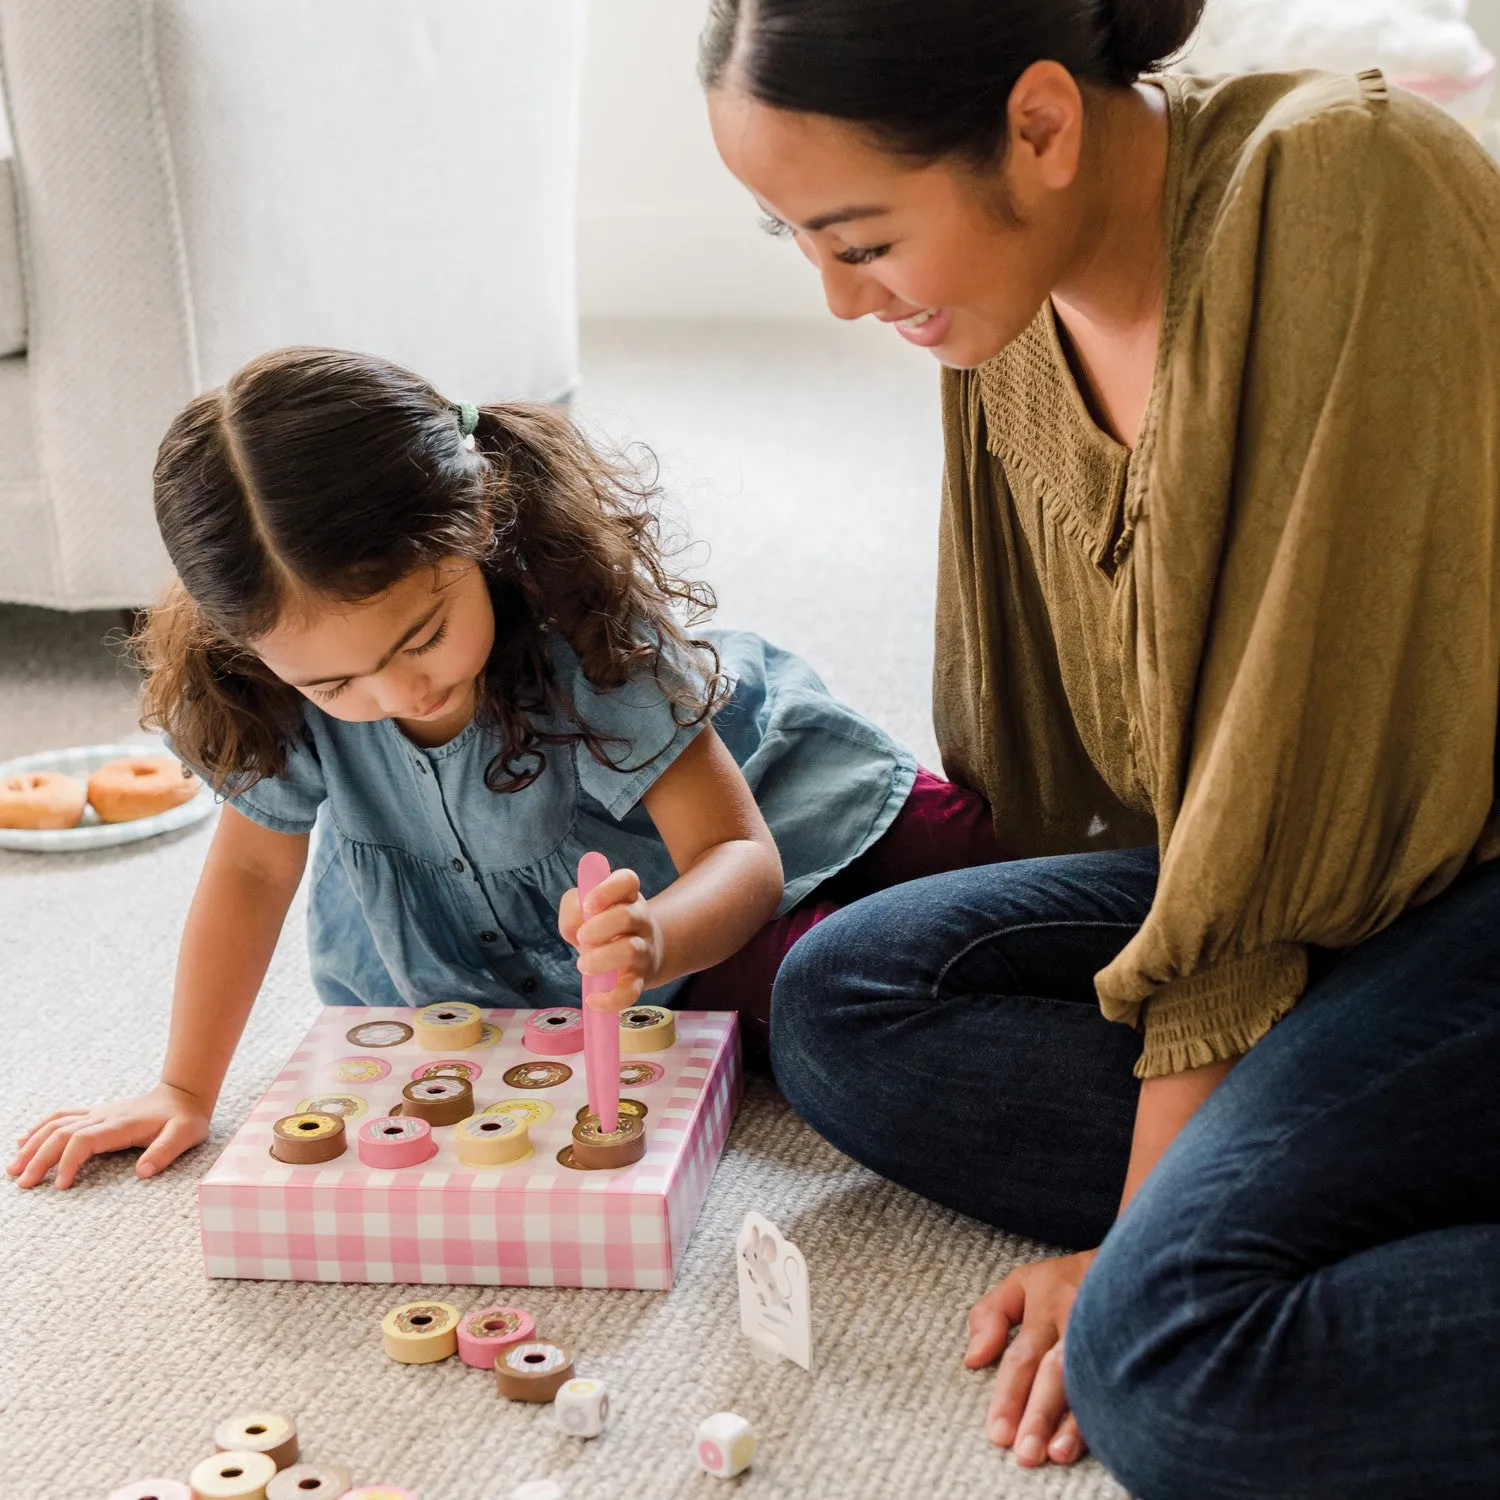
[736,1210,812,1371]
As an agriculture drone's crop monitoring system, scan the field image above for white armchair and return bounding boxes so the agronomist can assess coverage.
[0,0,582,610]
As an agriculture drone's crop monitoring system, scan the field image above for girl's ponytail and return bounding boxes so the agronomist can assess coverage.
[466,401,726,794]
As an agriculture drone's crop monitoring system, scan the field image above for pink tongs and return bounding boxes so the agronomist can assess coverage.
[578,851,620,1134]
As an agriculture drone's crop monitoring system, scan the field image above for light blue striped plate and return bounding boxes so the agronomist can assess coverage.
[0,741,218,853]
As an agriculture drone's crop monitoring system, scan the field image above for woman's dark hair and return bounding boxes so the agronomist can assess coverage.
[138,346,724,795]
[701,0,1205,165]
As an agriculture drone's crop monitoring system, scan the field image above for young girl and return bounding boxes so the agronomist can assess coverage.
[11,346,1000,1191]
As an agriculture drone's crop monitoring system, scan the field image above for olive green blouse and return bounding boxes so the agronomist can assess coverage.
[935,70,1500,1078]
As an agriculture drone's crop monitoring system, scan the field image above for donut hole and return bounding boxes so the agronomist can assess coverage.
[222,1469,243,1480]
[410,1314,433,1327]
[382,1126,404,1136]
[436,1010,456,1019]
[298,1482,321,1492]
[297,1121,319,1131]
[424,1086,443,1095]
[245,1424,266,1435]
[480,1121,501,1133]
[544,1015,567,1026]
[524,1351,547,1365]
[130,765,155,778]
[482,1318,508,1334]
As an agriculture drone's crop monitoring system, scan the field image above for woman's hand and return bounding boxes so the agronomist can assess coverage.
[965,1249,1097,1467]
[558,866,663,1012]
[7,1082,212,1190]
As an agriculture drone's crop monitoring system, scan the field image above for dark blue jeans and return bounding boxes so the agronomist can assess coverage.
[771,849,1500,1500]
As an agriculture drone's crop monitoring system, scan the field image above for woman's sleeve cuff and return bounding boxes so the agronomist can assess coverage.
[1133,943,1308,1079]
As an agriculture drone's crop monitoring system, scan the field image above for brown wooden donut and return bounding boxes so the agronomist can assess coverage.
[569,1113,646,1170]
[399,1075,475,1126]
[270,1112,346,1164]
[0,770,87,829]
[87,756,199,823]
[494,1340,574,1401]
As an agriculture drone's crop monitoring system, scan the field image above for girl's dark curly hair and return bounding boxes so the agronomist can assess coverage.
[137,346,725,796]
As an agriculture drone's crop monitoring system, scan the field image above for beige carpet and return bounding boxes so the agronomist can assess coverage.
[0,320,1129,1500]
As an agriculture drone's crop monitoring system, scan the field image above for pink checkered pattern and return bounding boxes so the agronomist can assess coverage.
[199,1008,742,1290]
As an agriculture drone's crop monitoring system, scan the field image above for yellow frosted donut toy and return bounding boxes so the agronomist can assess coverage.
[0,770,87,830]
[87,756,199,823]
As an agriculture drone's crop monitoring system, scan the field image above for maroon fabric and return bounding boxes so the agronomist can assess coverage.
[680,769,1005,1068]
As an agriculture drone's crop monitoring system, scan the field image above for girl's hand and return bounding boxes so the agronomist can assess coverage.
[965,1249,1097,1467]
[558,866,663,1012]
[7,1083,212,1190]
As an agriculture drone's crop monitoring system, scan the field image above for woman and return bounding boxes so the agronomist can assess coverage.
[702,2,1500,1496]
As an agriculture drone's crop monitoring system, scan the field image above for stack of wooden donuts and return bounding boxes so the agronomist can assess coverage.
[0,755,199,830]
[105,1410,415,1500]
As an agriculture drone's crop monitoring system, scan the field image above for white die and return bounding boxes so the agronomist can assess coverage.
[694,1412,755,1477]
[553,1377,609,1438]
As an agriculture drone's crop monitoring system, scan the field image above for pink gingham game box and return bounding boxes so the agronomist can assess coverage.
[199,1007,742,1291]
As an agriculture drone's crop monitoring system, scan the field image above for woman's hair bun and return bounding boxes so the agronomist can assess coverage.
[1105,0,1207,80]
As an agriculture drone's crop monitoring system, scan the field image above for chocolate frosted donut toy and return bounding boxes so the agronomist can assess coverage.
[381,1300,461,1363]
[617,1004,676,1053]
[87,756,199,823]
[495,1340,575,1402]
[569,1112,646,1170]
[0,769,87,829]
[269,1112,346,1164]
[457,1305,536,1368]
[213,1412,299,1471]
[398,1075,474,1126]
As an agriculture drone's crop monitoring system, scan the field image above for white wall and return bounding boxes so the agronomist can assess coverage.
[576,0,824,318]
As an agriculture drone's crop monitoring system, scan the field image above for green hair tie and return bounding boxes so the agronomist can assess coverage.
[457,401,479,450]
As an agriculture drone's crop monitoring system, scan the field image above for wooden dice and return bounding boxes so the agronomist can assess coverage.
[553,1377,610,1437]
[695,1412,755,1478]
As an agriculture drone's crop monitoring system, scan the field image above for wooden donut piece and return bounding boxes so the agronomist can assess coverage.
[454,1112,532,1166]
[269,1112,346,1164]
[0,770,87,830]
[576,1097,647,1124]
[617,1004,676,1053]
[213,1412,298,1470]
[398,1075,474,1126]
[87,756,199,823]
[357,1115,436,1168]
[266,1464,352,1500]
[494,1340,575,1402]
[189,1451,277,1500]
[412,1000,484,1049]
[108,1482,191,1500]
[457,1305,536,1368]
[569,1112,646,1170]
[381,1300,461,1363]
[522,1007,586,1055]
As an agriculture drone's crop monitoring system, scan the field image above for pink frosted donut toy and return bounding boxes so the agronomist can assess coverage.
[457,1304,537,1368]
[523,1007,586,1055]
[358,1115,437,1169]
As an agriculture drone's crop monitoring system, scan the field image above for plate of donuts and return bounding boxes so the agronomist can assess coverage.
[0,740,217,852]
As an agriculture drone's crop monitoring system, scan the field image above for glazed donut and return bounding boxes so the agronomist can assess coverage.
[87,756,199,823]
[0,770,87,830]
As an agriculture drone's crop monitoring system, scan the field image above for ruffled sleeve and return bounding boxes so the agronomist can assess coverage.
[1097,79,1500,1078]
